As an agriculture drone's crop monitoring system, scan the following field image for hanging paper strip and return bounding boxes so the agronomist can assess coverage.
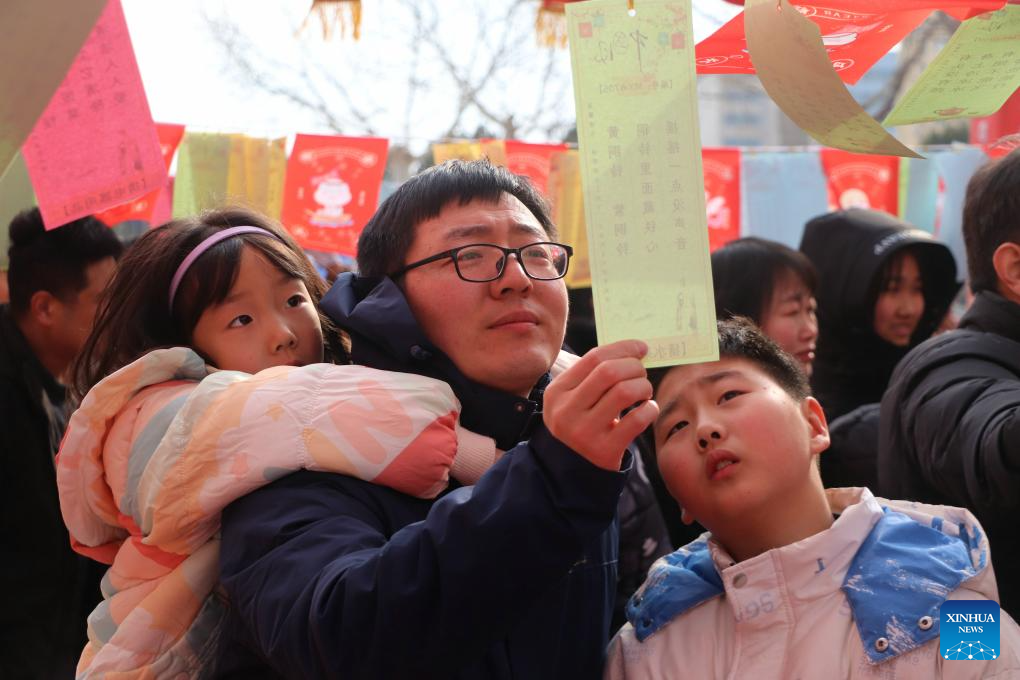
[95,122,184,226]
[702,148,742,251]
[695,0,1004,84]
[885,5,1020,126]
[740,151,829,249]
[300,0,362,40]
[225,135,288,220]
[547,149,591,288]
[479,138,508,167]
[505,140,569,197]
[567,0,718,367]
[899,156,939,232]
[171,132,231,218]
[0,0,107,176]
[744,0,920,158]
[431,141,483,164]
[21,0,166,230]
[280,134,388,255]
[820,149,899,214]
[931,147,989,277]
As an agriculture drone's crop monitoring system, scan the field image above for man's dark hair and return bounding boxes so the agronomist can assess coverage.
[357,159,556,278]
[649,317,811,401]
[963,148,1020,294]
[711,237,818,324]
[7,208,124,317]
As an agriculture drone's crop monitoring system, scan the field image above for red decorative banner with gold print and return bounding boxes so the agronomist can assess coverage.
[821,148,899,213]
[279,134,388,255]
[702,148,742,252]
[695,0,1004,84]
[505,140,569,197]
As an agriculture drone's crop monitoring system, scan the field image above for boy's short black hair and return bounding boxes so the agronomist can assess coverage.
[650,317,811,401]
[7,208,124,317]
[356,159,556,278]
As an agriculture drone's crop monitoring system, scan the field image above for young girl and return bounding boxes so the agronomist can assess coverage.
[711,237,819,377]
[57,208,497,678]
[799,208,959,421]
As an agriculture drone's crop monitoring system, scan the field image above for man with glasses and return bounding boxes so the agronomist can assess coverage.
[216,160,659,679]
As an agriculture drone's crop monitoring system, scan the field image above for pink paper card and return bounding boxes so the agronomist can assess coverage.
[22,0,165,229]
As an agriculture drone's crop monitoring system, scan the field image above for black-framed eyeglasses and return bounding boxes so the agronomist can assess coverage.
[391,242,573,282]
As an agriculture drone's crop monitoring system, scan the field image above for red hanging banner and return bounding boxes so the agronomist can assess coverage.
[695,0,1004,85]
[971,87,1020,153]
[95,123,185,226]
[504,140,569,197]
[280,134,389,256]
[702,148,742,252]
[821,148,899,214]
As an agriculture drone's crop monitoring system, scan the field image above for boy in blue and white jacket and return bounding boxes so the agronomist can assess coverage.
[607,318,1020,679]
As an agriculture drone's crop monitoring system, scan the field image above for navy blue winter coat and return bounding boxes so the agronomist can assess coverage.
[214,274,628,679]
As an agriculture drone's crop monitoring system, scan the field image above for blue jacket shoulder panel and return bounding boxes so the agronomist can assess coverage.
[626,538,723,642]
[628,504,985,661]
[844,507,983,663]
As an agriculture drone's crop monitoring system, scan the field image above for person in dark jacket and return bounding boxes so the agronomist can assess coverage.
[215,160,659,679]
[879,148,1020,616]
[799,208,959,423]
[1,208,122,679]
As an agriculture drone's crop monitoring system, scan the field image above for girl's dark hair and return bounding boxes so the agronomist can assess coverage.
[71,207,348,401]
[711,237,818,324]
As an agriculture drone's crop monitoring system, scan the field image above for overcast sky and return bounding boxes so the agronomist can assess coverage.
[121,0,740,150]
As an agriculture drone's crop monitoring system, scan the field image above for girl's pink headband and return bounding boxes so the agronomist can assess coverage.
[168,226,278,309]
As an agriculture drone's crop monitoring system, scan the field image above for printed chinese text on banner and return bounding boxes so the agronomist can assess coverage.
[21,0,166,230]
[884,5,1020,127]
[695,0,1004,84]
[171,132,231,218]
[95,123,184,227]
[744,0,920,158]
[0,0,107,177]
[280,134,389,255]
[820,149,899,214]
[702,148,741,251]
[505,140,569,197]
[547,150,591,288]
[567,0,719,368]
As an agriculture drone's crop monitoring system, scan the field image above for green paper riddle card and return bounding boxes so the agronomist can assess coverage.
[885,5,1020,126]
[566,0,718,368]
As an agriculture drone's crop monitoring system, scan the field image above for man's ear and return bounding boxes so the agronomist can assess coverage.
[993,242,1020,303]
[28,290,61,328]
[802,396,830,456]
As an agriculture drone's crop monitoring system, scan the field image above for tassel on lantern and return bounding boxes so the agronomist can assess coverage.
[536,1,569,48]
[300,0,362,40]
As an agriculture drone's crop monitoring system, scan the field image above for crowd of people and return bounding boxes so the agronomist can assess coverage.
[3,151,1020,678]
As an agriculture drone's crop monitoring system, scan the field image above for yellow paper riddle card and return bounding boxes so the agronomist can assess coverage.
[744,0,921,159]
[567,0,718,368]
[884,5,1020,126]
